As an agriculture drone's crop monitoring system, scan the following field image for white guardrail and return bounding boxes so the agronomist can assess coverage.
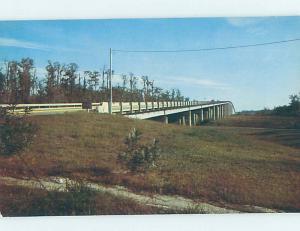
[0,101,215,115]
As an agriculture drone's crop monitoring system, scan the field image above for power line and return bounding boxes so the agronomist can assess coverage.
[113,38,300,53]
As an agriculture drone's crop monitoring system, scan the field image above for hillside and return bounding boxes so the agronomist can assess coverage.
[0,112,300,215]
[207,115,300,149]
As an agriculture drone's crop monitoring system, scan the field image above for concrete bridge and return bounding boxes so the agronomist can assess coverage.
[0,100,234,126]
[120,101,234,126]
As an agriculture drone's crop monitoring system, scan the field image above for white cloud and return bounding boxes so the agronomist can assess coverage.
[0,37,50,50]
[159,76,231,90]
[0,37,85,53]
[226,17,265,27]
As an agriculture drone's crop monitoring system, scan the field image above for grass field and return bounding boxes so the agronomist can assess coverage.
[1,112,299,215]
[207,115,300,148]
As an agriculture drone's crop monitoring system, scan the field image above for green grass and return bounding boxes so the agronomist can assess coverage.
[0,112,299,213]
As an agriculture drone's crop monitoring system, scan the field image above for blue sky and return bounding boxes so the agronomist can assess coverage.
[0,17,300,111]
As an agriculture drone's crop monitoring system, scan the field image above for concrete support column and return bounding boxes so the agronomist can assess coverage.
[201,109,204,122]
[220,105,223,118]
[188,110,192,127]
[213,106,216,120]
[222,105,225,118]
[178,117,182,125]
[120,102,123,114]
[138,101,141,112]
[182,115,186,126]
[225,104,228,116]
[164,115,168,124]
[194,113,197,125]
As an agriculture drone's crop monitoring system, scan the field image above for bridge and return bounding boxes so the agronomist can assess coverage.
[0,100,234,126]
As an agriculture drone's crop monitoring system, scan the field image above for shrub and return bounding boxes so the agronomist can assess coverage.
[118,128,161,172]
[0,181,98,216]
[0,106,38,157]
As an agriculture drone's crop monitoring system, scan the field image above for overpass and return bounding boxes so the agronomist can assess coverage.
[0,100,234,126]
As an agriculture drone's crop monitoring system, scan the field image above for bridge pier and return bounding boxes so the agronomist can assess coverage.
[221,105,224,118]
[195,112,199,125]
[188,110,192,127]
[178,115,186,125]
[164,115,168,124]
[204,109,208,121]
[220,105,223,118]
[214,106,217,120]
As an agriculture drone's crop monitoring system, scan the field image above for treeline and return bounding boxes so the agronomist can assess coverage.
[0,58,189,104]
[258,93,300,116]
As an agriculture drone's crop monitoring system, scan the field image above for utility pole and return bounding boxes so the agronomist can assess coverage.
[109,48,113,114]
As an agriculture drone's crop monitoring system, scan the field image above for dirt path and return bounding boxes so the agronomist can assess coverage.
[0,176,277,214]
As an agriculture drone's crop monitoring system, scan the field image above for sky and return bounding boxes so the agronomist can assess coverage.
[0,16,300,111]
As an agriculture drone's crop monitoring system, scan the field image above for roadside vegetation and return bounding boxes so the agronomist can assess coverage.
[237,92,300,117]
[0,182,163,216]
[0,112,299,215]
[208,93,300,149]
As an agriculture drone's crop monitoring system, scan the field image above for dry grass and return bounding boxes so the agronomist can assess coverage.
[208,114,300,129]
[208,115,300,149]
[0,183,162,216]
[0,112,299,213]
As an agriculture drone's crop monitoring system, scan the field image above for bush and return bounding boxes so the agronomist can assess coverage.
[0,106,38,157]
[0,181,98,216]
[118,128,161,172]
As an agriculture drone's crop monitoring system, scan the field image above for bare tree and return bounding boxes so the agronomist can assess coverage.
[45,61,56,101]
[85,71,100,91]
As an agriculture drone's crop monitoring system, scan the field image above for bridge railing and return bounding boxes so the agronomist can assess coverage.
[98,101,218,114]
[0,100,225,115]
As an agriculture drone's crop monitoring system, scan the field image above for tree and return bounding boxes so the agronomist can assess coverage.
[129,73,137,103]
[121,74,128,102]
[0,57,191,104]
[53,61,63,86]
[45,61,56,101]
[85,71,100,91]
[175,89,182,101]
[7,61,19,103]
[118,128,161,172]
[149,80,154,101]
[141,76,148,102]
[18,58,34,103]
[0,68,5,103]
[171,89,176,101]
[101,66,106,90]
[154,87,162,101]
[289,93,300,113]
[61,63,78,99]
